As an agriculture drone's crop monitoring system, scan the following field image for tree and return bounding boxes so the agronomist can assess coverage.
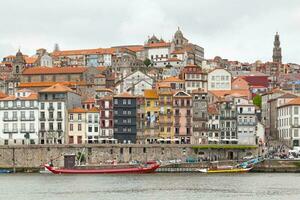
[143,58,151,67]
[253,95,262,108]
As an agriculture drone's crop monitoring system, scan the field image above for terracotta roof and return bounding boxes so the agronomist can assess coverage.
[144,42,171,48]
[0,93,38,101]
[95,74,105,78]
[209,90,250,99]
[82,98,95,104]
[124,45,144,52]
[40,84,74,93]
[24,56,38,64]
[68,107,87,113]
[95,88,113,92]
[114,92,136,98]
[171,50,185,54]
[279,97,300,108]
[96,66,106,72]
[156,82,171,88]
[191,88,207,94]
[162,76,184,83]
[52,48,115,56]
[87,107,99,113]
[181,65,205,74]
[144,89,159,99]
[208,104,219,114]
[22,66,88,75]
[0,91,8,99]
[18,81,87,88]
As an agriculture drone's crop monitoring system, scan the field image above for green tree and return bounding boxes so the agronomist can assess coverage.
[253,95,262,108]
[143,58,152,67]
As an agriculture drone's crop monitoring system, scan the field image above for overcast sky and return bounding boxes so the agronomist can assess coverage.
[0,0,300,63]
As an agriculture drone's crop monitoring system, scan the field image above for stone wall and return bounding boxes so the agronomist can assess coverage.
[0,144,257,169]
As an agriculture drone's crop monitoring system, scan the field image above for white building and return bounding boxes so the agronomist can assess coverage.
[0,89,39,145]
[207,68,232,90]
[236,103,257,145]
[115,71,153,94]
[277,98,300,149]
[40,54,53,67]
[38,84,81,144]
[86,108,100,144]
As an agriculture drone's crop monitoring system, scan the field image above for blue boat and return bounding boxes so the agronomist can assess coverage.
[0,169,12,174]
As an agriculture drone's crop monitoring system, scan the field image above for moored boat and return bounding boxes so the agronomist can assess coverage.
[196,167,252,173]
[44,163,160,174]
[0,169,12,174]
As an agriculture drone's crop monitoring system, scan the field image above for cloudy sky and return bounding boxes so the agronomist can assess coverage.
[0,0,300,63]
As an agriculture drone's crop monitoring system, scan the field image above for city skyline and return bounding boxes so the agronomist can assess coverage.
[0,0,300,63]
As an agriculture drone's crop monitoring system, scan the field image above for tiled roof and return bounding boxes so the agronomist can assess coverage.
[95,88,113,92]
[68,107,87,113]
[208,104,219,114]
[95,74,105,78]
[18,81,87,88]
[144,89,159,99]
[114,92,136,98]
[40,84,74,93]
[87,107,99,113]
[209,90,250,99]
[279,97,300,107]
[161,76,184,83]
[22,66,88,75]
[0,91,8,99]
[52,48,115,56]
[124,45,144,52]
[82,98,95,104]
[0,93,38,101]
[144,42,171,48]
[240,76,269,87]
[96,66,106,73]
[24,56,38,64]
[171,50,185,54]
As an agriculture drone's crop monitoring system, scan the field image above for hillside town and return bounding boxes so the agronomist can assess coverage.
[0,28,299,153]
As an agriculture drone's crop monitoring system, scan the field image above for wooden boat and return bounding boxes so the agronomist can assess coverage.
[196,167,252,173]
[44,163,160,174]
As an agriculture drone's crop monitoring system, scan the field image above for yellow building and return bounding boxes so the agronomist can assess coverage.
[144,89,160,143]
[157,84,175,142]
[68,107,87,144]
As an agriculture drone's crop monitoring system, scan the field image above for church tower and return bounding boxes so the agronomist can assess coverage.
[272,32,282,63]
[12,49,26,78]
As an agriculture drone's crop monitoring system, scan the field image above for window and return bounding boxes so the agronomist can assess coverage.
[94,126,98,132]
[57,122,62,130]
[4,124,8,131]
[30,111,34,119]
[4,112,8,119]
[57,111,62,119]
[13,111,17,119]
[123,99,127,105]
[21,101,25,108]
[40,103,44,109]
[78,124,82,131]
[21,123,26,131]
[88,114,92,123]
[70,114,73,121]
[70,124,73,131]
[88,126,92,132]
[21,111,25,119]
[146,101,150,107]
[295,107,299,115]
[114,99,118,105]
[78,114,82,121]
[49,112,54,119]
[128,99,131,104]
[58,102,62,110]
[30,123,34,131]
[49,123,53,130]
[41,123,45,130]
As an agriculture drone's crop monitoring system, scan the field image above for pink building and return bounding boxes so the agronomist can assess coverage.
[173,91,193,144]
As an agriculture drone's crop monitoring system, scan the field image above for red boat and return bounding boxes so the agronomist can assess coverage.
[44,163,160,174]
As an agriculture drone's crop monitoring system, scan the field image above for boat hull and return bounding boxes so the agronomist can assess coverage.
[197,167,252,173]
[44,164,160,174]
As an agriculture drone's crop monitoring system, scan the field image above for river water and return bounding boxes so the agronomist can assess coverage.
[0,173,300,200]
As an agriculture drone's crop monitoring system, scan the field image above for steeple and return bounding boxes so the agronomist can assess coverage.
[272,32,282,63]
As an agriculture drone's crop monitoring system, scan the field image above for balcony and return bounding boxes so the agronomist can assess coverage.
[56,117,63,121]
[220,116,236,120]
[3,129,18,133]
[291,124,300,128]
[48,118,54,121]
[48,106,55,111]
[3,117,18,122]
[39,117,46,121]
[237,122,257,126]
[20,117,35,121]
[20,129,36,133]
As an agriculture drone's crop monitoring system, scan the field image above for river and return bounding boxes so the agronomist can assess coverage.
[0,173,299,200]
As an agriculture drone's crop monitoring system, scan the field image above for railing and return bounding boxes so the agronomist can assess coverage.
[20,117,35,121]
[3,118,18,121]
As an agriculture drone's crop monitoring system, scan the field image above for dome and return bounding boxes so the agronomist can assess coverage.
[174,27,183,38]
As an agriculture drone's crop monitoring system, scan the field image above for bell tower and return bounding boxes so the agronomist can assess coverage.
[12,49,26,78]
[272,32,282,63]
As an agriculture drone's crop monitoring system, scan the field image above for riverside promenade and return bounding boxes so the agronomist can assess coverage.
[0,144,257,172]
